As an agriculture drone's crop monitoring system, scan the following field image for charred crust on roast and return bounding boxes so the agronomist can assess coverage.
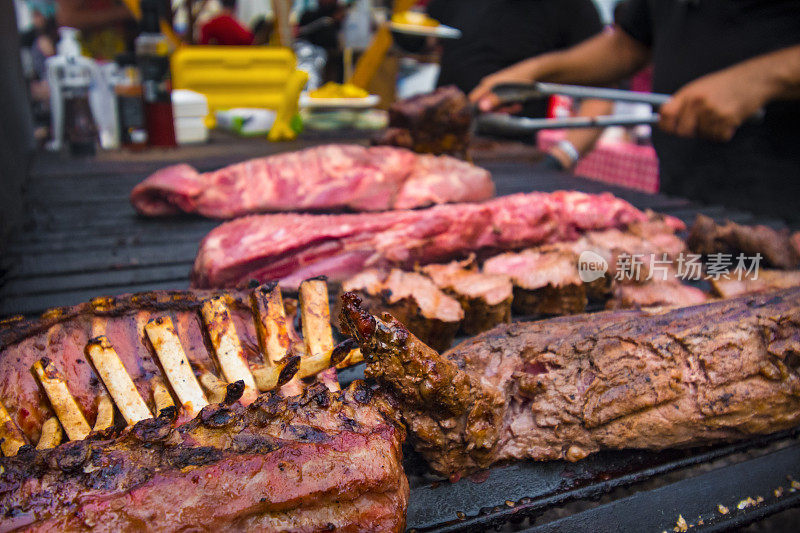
[231,433,281,454]
[287,424,332,443]
[330,338,357,367]
[278,355,301,386]
[200,404,240,429]
[258,281,279,294]
[158,405,179,422]
[339,292,377,339]
[223,380,246,405]
[132,416,174,442]
[53,440,91,472]
[351,381,373,404]
[168,446,223,469]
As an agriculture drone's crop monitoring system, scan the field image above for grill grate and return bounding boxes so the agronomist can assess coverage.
[2,139,798,531]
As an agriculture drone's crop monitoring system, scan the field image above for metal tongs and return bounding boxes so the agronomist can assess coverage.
[475,82,667,135]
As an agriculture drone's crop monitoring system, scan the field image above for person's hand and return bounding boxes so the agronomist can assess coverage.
[468,61,539,112]
[658,64,771,142]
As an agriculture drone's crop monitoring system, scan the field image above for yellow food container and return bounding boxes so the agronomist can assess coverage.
[171,46,308,141]
[391,11,440,28]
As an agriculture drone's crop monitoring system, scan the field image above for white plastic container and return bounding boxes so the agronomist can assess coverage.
[172,89,209,144]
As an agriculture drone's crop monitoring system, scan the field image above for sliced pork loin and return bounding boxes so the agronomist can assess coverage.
[419,257,513,335]
[688,214,799,269]
[336,269,464,352]
[192,191,665,290]
[131,144,493,218]
[483,248,587,316]
[711,269,800,299]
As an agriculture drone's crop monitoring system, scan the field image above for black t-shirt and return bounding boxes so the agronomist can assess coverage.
[428,0,602,117]
[615,0,800,224]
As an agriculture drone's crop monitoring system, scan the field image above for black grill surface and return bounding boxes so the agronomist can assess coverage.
[1,136,798,531]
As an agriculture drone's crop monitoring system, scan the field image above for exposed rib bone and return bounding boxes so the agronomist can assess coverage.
[32,358,91,441]
[250,283,303,396]
[337,347,364,368]
[0,399,27,456]
[251,355,301,391]
[200,297,258,404]
[151,376,176,419]
[93,391,115,432]
[200,372,228,404]
[299,279,339,391]
[144,316,208,417]
[36,417,63,450]
[85,336,152,425]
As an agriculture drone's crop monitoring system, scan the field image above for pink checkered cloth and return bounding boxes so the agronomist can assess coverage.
[538,130,660,193]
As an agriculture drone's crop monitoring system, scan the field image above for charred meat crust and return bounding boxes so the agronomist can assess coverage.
[342,289,460,354]
[335,270,464,353]
[445,288,512,336]
[339,293,503,473]
[342,289,800,477]
[511,284,587,316]
[687,214,799,270]
[0,381,408,533]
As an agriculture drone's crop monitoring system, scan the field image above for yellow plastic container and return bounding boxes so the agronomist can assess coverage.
[171,46,308,141]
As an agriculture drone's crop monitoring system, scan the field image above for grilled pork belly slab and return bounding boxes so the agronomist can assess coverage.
[0,382,408,533]
[340,289,800,478]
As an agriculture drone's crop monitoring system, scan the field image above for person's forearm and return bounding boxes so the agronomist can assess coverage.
[658,43,800,141]
[743,44,800,101]
[57,4,133,31]
[565,98,613,155]
[531,28,651,86]
[547,98,612,169]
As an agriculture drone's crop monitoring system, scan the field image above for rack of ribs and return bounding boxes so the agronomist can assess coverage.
[340,288,800,478]
[0,281,407,532]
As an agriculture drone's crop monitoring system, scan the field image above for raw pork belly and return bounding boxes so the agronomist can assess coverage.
[191,191,677,289]
[131,144,494,218]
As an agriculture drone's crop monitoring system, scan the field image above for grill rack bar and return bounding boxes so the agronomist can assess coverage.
[406,430,800,532]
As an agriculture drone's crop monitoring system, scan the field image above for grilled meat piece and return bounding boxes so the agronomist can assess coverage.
[130,144,493,218]
[483,249,587,315]
[191,191,666,290]
[340,289,800,477]
[606,278,708,309]
[688,214,799,269]
[336,269,463,352]
[373,86,473,157]
[711,269,800,299]
[0,382,408,532]
[0,291,266,442]
[420,258,513,335]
